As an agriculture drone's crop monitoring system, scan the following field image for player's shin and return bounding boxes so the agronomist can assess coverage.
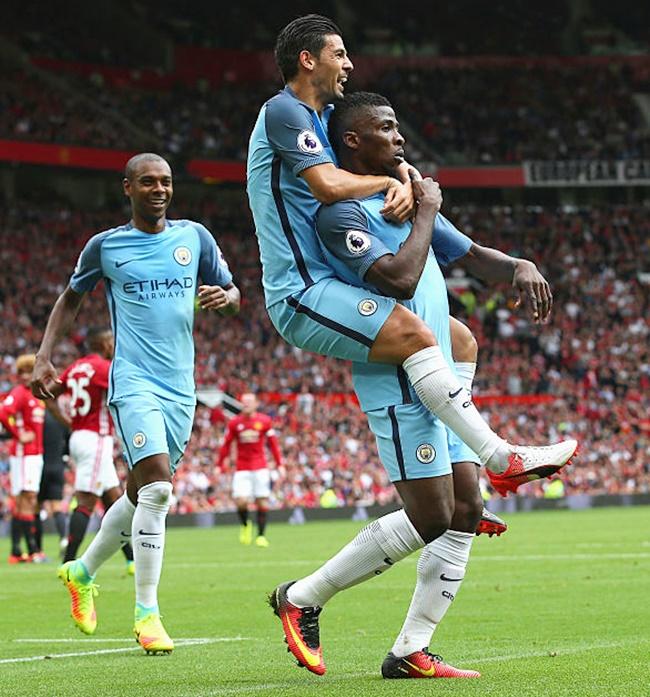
[79,494,136,575]
[288,509,424,608]
[391,530,474,657]
[132,481,172,613]
[403,347,509,470]
[64,505,93,562]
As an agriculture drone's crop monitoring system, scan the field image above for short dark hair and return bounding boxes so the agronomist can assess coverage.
[124,153,169,181]
[275,14,342,83]
[328,91,392,156]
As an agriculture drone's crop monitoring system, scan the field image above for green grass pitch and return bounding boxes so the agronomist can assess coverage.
[1,506,649,697]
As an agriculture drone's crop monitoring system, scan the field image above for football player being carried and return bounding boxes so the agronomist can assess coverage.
[270,92,576,679]
[46,327,135,573]
[216,392,282,547]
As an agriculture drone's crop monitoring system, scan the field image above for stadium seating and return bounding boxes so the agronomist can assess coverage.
[1,198,647,513]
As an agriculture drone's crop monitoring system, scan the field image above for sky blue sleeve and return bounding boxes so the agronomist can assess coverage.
[431,213,473,266]
[265,97,334,177]
[69,232,106,293]
[196,224,233,287]
[315,200,392,281]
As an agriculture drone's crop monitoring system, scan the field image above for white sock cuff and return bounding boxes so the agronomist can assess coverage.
[427,529,474,567]
[454,362,477,390]
[402,346,446,383]
[137,481,173,512]
[374,510,425,561]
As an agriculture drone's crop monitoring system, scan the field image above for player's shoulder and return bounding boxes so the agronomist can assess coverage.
[316,199,366,230]
[168,218,212,240]
[264,88,312,122]
[81,223,129,250]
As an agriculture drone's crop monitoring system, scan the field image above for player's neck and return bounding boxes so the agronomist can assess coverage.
[287,80,326,114]
[131,214,166,234]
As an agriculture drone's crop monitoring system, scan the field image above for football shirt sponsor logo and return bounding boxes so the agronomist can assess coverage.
[297,129,323,154]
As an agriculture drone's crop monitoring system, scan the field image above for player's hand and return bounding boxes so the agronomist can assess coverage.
[31,356,62,400]
[381,179,415,223]
[412,177,443,212]
[18,430,35,444]
[198,285,230,311]
[512,260,553,323]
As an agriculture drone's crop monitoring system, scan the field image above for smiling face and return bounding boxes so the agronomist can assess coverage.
[123,158,173,229]
[309,34,353,102]
[347,105,406,176]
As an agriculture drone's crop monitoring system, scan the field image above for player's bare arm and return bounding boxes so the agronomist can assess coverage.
[301,163,414,222]
[32,285,85,399]
[365,177,443,299]
[456,244,552,323]
[198,282,241,316]
[45,397,72,429]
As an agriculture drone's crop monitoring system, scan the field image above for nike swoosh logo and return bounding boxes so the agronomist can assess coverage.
[138,529,161,536]
[448,388,463,399]
[284,612,321,668]
[115,259,135,268]
[120,531,131,537]
[440,573,464,582]
[403,659,436,677]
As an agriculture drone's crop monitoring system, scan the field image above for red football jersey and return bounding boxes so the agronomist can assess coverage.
[217,412,282,472]
[59,354,112,435]
[0,384,45,456]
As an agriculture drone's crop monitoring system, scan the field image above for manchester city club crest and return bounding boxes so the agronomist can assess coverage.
[358,299,378,316]
[133,432,147,448]
[173,246,192,266]
[346,230,371,255]
[416,443,436,463]
[297,129,323,154]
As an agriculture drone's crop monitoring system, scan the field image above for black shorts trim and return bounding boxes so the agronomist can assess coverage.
[388,405,407,481]
[111,403,133,466]
[286,295,374,348]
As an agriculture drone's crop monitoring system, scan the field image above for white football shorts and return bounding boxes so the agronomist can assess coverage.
[69,430,119,496]
[10,454,44,496]
[232,469,271,500]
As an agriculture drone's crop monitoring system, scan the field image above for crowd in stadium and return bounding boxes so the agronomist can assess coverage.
[0,197,647,515]
[2,60,648,164]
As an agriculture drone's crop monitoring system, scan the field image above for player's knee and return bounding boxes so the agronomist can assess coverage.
[395,320,437,359]
[412,507,454,544]
[451,321,478,363]
[137,481,173,511]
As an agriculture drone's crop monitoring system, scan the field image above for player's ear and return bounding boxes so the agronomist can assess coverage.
[342,130,359,150]
[122,178,131,197]
[298,49,316,72]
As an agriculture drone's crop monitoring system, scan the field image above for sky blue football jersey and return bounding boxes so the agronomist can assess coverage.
[69,219,232,405]
[247,86,340,308]
[316,195,472,411]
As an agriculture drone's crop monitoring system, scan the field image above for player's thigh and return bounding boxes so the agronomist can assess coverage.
[70,430,112,496]
[10,455,43,496]
[109,396,171,470]
[268,278,395,362]
[38,469,64,503]
[251,469,271,499]
[159,399,195,474]
[232,471,254,500]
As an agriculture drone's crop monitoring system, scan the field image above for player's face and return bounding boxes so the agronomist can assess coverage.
[123,161,173,224]
[312,34,353,101]
[18,369,31,386]
[103,333,115,359]
[241,393,257,415]
[355,106,405,176]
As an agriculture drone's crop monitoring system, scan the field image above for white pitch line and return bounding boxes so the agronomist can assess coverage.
[0,637,246,664]
[11,637,245,644]
[165,551,650,569]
